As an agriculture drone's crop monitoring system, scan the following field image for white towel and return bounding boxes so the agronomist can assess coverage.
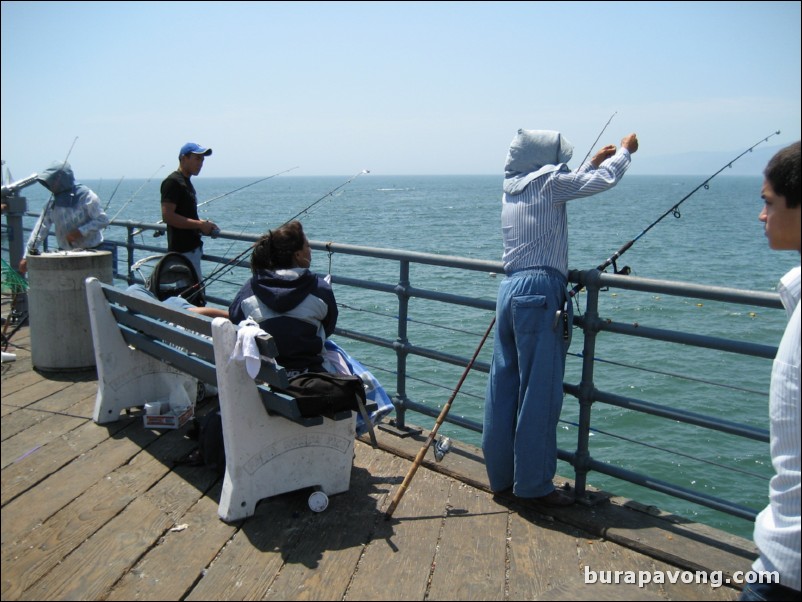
[230,318,271,379]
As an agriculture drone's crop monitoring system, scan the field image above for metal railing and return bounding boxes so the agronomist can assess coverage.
[3,214,781,529]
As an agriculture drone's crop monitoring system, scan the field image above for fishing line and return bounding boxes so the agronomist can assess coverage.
[570,351,768,396]
[102,176,125,212]
[109,164,165,222]
[183,169,370,303]
[283,169,370,224]
[576,111,617,171]
[558,418,770,482]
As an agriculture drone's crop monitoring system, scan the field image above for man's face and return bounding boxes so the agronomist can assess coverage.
[759,179,801,252]
[180,153,206,177]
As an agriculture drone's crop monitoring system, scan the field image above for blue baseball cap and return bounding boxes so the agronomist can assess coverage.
[179,142,212,157]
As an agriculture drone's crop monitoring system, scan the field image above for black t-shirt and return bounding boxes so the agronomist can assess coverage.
[160,170,202,252]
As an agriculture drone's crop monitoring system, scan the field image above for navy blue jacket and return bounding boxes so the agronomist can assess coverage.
[228,268,337,373]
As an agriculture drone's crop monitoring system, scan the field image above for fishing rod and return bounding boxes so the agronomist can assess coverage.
[183,169,370,303]
[385,317,496,519]
[576,111,617,171]
[555,129,783,337]
[28,136,79,255]
[109,164,165,222]
[150,165,300,238]
[103,175,125,212]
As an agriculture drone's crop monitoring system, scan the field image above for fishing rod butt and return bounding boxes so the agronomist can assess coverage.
[385,487,405,520]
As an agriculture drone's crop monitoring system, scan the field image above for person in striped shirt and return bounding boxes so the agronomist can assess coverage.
[19,161,110,274]
[741,141,800,601]
[483,129,638,507]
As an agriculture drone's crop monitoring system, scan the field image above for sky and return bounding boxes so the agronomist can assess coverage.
[1,1,800,179]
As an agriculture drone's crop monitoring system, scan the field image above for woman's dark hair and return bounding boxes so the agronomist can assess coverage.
[251,220,306,272]
[764,141,801,208]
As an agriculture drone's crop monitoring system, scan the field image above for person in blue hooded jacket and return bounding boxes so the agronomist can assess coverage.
[228,220,337,376]
[483,129,638,507]
[19,161,110,274]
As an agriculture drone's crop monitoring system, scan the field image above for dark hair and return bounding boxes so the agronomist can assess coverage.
[251,220,306,272]
[764,141,801,208]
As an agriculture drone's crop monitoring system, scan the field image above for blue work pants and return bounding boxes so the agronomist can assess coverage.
[482,268,572,498]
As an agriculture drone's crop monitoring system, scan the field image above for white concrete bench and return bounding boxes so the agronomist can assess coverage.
[211,317,357,522]
[85,277,360,522]
[86,277,212,424]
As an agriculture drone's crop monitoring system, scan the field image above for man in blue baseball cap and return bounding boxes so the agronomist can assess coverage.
[160,142,218,278]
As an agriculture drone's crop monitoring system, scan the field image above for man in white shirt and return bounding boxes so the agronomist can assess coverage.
[741,141,801,601]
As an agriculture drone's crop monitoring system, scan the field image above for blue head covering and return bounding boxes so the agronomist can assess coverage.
[37,161,79,208]
[503,129,574,195]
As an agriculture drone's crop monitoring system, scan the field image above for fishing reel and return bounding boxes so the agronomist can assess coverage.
[598,260,631,294]
[612,260,631,276]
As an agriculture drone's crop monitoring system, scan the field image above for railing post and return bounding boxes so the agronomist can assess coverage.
[2,192,29,318]
[574,270,602,498]
[126,225,136,284]
[393,260,411,428]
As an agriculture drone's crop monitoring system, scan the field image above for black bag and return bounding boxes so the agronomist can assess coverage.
[147,252,205,307]
[181,411,225,476]
[283,372,367,417]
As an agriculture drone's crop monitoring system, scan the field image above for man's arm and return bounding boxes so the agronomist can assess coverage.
[161,201,217,235]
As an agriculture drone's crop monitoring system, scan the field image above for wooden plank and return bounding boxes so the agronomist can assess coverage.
[427,481,508,601]
[0,377,74,411]
[574,536,739,601]
[1,420,152,533]
[1,433,198,600]
[507,505,589,600]
[185,493,309,601]
[263,443,401,601]
[1,369,45,399]
[1,411,86,469]
[1,385,96,441]
[106,482,236,601]
[18,495,174,601]
[345,466,452,600]
[369,423,757,581]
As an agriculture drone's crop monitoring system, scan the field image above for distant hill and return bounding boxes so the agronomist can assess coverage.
[632,145,784,176]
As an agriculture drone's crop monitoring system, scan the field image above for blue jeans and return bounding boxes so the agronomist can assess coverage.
[180,247,203,280]
[125,284,194,312]
[482,268,572,498]
[739,581,801,601]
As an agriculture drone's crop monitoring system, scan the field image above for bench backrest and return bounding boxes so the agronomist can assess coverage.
[96,283,349,426]
[99,283,218,385]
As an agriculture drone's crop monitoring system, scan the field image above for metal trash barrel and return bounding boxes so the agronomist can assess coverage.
[27,250,113,371]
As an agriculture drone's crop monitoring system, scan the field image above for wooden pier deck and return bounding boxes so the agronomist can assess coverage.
[1,311,756,600]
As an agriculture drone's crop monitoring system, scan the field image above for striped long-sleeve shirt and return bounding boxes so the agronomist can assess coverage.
[501,149,632,275]
[753,265,801,591]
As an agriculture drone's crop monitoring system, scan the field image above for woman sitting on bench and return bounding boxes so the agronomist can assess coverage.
[227,220,338,378]
[227,220,393,435]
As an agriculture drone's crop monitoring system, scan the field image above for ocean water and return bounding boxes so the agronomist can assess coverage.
[13,172,799,539]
